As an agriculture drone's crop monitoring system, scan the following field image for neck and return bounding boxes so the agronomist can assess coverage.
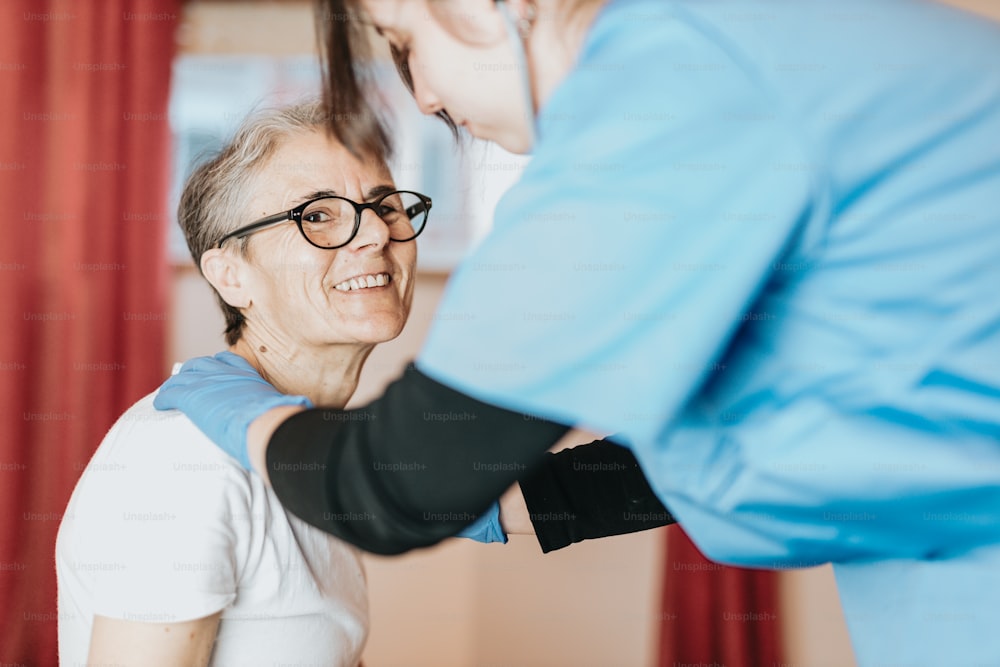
[527,0,605,111]
[230,328,373,409]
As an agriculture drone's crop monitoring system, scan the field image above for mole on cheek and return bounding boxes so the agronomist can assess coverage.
[259,345,268,353]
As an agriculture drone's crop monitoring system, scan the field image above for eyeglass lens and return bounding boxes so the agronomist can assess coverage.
[300,191,428,248]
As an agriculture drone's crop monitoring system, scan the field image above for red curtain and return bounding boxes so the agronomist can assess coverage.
[0,2,178,664]
[659,526,784,666]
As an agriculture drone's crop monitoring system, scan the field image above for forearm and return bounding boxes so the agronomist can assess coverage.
[518,438,675,552]
[265,366,569,554]
[498,429,633,537]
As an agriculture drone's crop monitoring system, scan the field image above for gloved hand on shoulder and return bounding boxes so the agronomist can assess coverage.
[153,351,312,470]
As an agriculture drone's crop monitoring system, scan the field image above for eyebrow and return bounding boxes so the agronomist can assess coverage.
[366,184,398,200]
[291,185,397,207]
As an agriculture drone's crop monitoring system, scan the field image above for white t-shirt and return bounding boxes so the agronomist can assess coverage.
[56,392,368,666]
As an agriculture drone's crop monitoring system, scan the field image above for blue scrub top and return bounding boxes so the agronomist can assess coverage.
[419,0,1000,663]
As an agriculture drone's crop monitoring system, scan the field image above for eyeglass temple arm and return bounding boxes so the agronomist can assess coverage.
[215,211,294,248]
[404,198,432,220]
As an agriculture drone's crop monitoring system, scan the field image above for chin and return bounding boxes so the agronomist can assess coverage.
[351,316,407,344]
[496,132,532,156]
[470,123,531,155]
[504,144,531,156]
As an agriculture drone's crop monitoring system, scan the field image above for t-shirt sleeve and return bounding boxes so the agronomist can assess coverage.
[417,3,817,449]
[69,412,242,623]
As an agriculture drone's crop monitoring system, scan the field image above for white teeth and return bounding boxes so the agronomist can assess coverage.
[333,273,391,292]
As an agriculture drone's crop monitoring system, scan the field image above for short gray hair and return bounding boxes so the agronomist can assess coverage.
[178,100,334,345]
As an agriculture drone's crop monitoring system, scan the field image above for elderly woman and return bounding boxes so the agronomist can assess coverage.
[55,100,430,666]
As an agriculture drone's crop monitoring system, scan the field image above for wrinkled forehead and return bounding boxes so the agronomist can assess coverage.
[278,130,389,172]
[255,131,394,206]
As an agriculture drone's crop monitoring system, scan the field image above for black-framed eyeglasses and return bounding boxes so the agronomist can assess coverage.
[216,190,432,250]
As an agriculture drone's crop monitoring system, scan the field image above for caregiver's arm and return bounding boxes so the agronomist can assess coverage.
[257,399,674,554]
[262,366,569,555]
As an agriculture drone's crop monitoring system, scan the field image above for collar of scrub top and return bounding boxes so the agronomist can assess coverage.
[494,0,539,149]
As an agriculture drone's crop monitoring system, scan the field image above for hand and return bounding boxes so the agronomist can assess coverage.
[153,351,312,470]
[457,502,508,544]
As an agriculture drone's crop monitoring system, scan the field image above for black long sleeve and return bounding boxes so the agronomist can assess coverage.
[267,365,569,555]
[519,438,675,553]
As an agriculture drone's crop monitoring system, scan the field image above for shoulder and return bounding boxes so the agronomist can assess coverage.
[545,0,777,138]
[95,392,242,472]
[70,392,251,530]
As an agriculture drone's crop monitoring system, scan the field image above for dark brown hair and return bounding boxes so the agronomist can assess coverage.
[315,0,457,149]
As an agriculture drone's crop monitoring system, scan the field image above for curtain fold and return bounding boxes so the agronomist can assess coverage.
[0,2,178,664]
[659,525,784,666]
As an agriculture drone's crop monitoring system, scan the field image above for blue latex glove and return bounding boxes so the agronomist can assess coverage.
[153,351,312,470]
[457,501,508,544]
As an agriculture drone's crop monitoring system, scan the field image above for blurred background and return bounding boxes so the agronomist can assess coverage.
[2,1,997,665]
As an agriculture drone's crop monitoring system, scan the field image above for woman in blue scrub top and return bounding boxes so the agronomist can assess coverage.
[157,0,1000,664]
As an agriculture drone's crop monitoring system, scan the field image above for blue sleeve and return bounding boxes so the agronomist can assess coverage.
[650,399,1000,567]
[419,5,816,448]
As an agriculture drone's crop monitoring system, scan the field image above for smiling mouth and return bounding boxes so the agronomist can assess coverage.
[333,273,391,292]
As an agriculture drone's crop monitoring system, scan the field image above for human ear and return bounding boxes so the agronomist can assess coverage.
[200,248,252,309]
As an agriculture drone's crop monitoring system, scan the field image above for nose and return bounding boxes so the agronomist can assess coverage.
[408,61,444,115]
[349,206,391,251]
